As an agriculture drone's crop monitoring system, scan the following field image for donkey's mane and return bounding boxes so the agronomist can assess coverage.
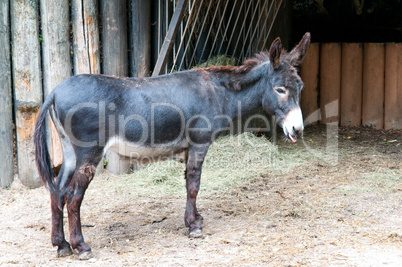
[197,51,272,75]
[194,51,277,91]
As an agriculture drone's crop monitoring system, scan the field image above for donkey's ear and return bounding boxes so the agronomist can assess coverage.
[287,32,311,66]
[269,37,282,70]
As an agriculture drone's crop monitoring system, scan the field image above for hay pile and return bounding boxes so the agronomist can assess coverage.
[117,132,304,196]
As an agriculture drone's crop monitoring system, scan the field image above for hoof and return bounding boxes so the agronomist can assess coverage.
[78,250,93,260]
[189,227,203,238]
[57,246,73,258]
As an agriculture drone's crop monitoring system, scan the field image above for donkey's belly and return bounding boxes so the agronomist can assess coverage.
[104,136,187,162]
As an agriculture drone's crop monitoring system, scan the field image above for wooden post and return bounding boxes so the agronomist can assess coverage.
[340,43,363,126]
[11,0,43,188]
[71,0,103,174]
[300,43,320,125]
[101,0,128,76]
[131,0,151,77]
[40,0,72,167]
[71,0,101,75]
[320,43,341,124]
[101,0,131,174]
[384,43,402,130]
[362,43,385,129]
[0,1,14,188]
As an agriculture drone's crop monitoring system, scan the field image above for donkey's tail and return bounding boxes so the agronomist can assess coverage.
[34,92,56,193]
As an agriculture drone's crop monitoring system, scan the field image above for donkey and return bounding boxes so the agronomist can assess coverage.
[35,33,310,259]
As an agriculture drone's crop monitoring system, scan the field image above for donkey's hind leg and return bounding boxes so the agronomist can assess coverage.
[66,160,97,260]
[49,105,75,257]
[51,164,75,257]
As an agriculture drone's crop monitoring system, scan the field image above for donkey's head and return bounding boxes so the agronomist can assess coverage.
[262,33,310,142]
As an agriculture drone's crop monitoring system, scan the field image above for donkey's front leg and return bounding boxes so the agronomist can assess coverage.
[184,146,209,237]
[66,163,96,260]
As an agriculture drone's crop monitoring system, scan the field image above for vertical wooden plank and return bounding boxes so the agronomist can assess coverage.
[101,0,130,174]
[11,0,42,188]
[40,0,72,96]
[0,0,14,188]
[320,43,341,124]
[131,0,151,77]
[362,43,385,129]
[40,0,72,167]
[384,43,402,130]
[101,0,128,76]
[340,43,363,126]
[300,43,319,125]
[72,0,102,174]
[72,0,101,75]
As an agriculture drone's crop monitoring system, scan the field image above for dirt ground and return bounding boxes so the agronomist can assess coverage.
[0,125,401,266]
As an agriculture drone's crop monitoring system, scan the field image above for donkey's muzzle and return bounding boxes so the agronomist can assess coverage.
[282,107,304,143]
[285,126,303,142]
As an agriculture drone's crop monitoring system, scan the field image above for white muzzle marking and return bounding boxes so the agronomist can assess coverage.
[282,107,304,142]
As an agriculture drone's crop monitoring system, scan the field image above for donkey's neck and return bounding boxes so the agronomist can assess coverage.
[215,81,263,122]
[219,68,269,119]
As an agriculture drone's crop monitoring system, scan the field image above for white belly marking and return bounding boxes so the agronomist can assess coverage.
[104,136,187,162]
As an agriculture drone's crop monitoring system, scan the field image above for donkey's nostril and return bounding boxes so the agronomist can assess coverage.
[292,126,303,137]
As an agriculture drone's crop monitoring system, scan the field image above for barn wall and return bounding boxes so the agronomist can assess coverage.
[301,42,401,130]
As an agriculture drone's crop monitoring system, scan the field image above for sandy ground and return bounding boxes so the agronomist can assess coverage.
[0,125,401,266]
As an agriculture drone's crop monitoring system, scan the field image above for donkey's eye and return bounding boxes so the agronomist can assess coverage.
[275,87,287,95]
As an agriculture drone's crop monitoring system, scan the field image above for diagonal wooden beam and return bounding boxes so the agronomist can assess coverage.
[152,0,188,77]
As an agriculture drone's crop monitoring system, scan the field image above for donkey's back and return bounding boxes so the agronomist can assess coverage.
[52,72,209,119]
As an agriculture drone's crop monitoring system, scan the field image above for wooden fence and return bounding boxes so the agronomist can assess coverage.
[301,42,402,130]
[0,0,151,188]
